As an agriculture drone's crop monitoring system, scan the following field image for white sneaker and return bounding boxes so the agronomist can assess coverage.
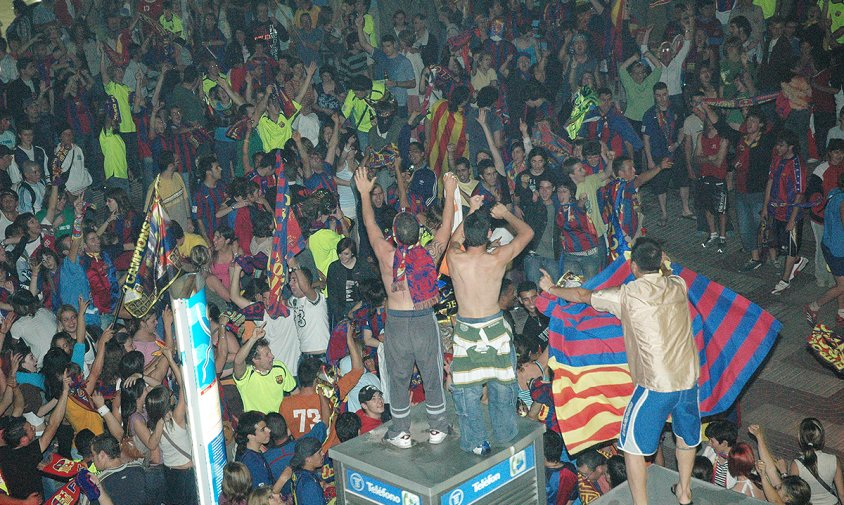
[385,431,412,449]
[771,280,790,295]
[428,429,448,445]
[788,256,809,281]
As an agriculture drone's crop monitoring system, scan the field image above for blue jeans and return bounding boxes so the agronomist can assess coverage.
[452,379,518,453]
[215,140,237,179]
[524,253,559,285]
[562,249,602,281]
[735,191,764,253]
[142,157,156,192]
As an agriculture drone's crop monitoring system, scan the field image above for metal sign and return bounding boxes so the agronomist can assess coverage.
[344,469,421,505]
[440,445,535,505]
[172,289,227,505]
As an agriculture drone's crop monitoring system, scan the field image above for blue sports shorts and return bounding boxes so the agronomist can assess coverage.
[618,384,701,456]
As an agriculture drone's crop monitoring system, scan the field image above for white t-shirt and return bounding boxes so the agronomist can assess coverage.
[335,161,355,217]
[12,308,58,367]
[827,126,844,147]
[404,51,424,98]
[263,311,301,373]
[293,112,321,147]
[683,115,704,156]
[289,293,329,353]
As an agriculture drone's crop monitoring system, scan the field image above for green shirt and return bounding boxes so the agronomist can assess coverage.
[576,174,608,237]
[36,207,74,239]
[234,360,296,414]
[104,81,137,133]
[620,65,662,122]
[100,128,128,180]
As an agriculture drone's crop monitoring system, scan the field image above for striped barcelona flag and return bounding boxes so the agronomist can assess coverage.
[266,151,305,319]
[427,99,468,179]
[535,256,781,455]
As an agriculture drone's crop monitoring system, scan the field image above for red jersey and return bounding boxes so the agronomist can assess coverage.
[699,133,727,179]
[355,410,382,434]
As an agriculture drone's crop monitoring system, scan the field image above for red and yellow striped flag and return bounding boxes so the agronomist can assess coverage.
[551,362,635,455]
[427,99,468,179]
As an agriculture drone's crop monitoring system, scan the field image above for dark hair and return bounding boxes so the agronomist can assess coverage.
[145,386,172,430]
[215,224,235,242]
[653,81,669,94]
[476,86,499,108]
[107,188,134,215]
[381,34,397,45]
[613,156,633,177]
[246,337,270,365]
[463,207,491,248]
[777,129,800,155]
[74,429,96,457]
[235,411,266,452]
[159,151,176,171]
[607,455,627,488]
[265,412,288,443]
[630,237,663,273]
[704,419,738,446]
[477,158,495,175]
[290,437,322,470]
[91,434,121,459]
[182,65,200,84]
[336,411,361,442]
[198,155,218,179]
[2,417,28,447]
[597,87,612,98]
[543,431,564,461]
[693,455,713,482]
[252,211,274,238]
[50,331,73,351]
[730,15,752,38]
[577,450,606,472]
[170,220,185,241]
[120,378,148,435]
[449,86,471,113]
[348,74,373,92]
[298,356,323,387]
[582,140,601,158]
[393,212,420,246]
[499,278,513,299]
[780,476,811,505]
[517,281,537,295]
[360,278,387,307]
[11,289,40,317]
[42,347,71,400]
[798,417,825,475]
[336,237,356,257]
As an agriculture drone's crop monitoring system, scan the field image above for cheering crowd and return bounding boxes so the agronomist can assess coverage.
[0,0,843,503]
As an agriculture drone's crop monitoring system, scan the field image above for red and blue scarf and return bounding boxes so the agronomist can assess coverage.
[391,214,438,309]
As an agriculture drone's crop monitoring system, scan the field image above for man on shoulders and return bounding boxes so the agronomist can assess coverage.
[446,198,533,455]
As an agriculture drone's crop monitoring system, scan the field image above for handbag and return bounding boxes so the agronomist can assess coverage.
[120,435,145,461]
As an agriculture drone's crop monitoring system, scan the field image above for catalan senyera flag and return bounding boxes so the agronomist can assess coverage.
[536,256,781,455]
[123,183,182,318]
[266,151,305,319]
[610,0,626,61]
[427,99,468,179]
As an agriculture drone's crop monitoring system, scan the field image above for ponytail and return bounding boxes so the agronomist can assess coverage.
[798,417,824,475]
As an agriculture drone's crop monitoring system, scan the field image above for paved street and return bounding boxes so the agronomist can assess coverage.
[639,186,844,461]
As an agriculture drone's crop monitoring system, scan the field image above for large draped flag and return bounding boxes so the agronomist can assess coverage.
[609,0,626,62]
[123,179,182,318]
[428,99,468,178]
[266,151,305,319]
[535,256,781,455]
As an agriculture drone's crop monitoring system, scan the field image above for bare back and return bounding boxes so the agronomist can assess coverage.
[447,246,510,318]
[374,238,447,311]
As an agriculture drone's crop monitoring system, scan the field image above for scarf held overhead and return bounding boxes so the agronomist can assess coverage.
[535,256,781,454]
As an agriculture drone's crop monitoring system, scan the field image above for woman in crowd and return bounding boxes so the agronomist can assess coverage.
[97,189,141,272]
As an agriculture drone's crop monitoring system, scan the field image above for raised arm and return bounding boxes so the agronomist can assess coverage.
[40,371,71,453]
[477,108,505,176]
[228,262,251,309]
[487,203,534,263]
[354,165,392,258]
[355,16,374,55]
[537,268,594,304]
[433,172,459,247]
[295,62,317,105]
[233,326,265,380]
[633,157,671,189]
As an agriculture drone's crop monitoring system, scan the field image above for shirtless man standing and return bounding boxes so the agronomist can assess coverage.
[354,165,457,449]
[446,199,534,455]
